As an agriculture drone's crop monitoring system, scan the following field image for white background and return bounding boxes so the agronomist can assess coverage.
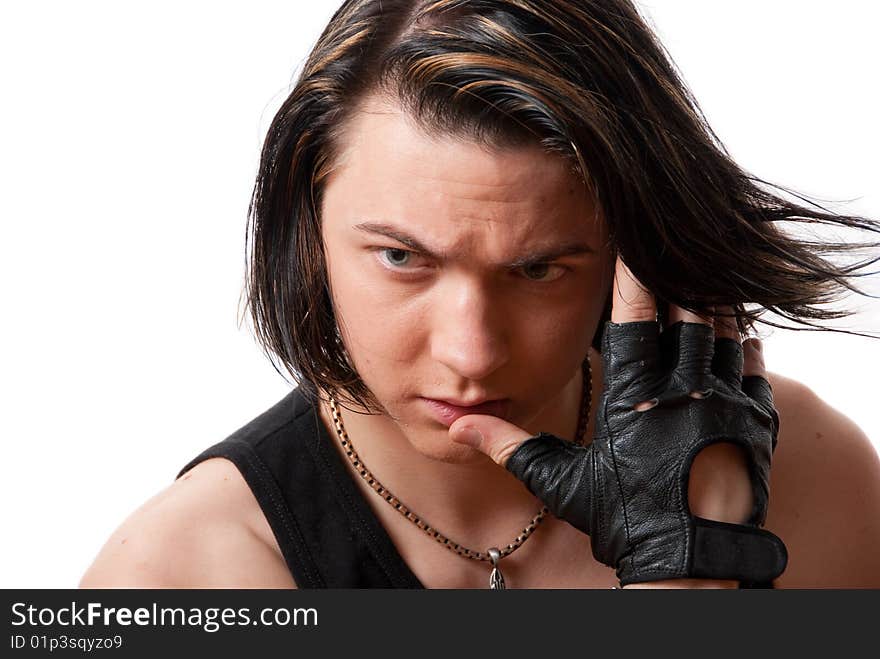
[2,1,877,588]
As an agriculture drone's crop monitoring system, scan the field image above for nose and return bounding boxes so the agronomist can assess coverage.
[429,277,510,381]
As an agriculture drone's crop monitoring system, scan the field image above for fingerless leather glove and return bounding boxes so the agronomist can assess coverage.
[506,320,788,586]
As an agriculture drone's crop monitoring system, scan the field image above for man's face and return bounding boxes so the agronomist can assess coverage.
[319,96,613,462]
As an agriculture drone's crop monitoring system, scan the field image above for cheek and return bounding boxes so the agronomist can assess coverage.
[510,276,609,393]
[518,300,593,370]
[523,269,608,349]
[326,258,423,366]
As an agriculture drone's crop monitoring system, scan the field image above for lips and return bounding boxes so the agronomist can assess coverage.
[421,397,511,427]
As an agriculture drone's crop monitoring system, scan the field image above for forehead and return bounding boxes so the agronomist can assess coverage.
[322,96,603,242]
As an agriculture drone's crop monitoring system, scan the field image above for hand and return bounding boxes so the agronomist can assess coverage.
[449,255,787,587]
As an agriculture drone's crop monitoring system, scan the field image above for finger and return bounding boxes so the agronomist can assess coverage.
[713,305,740,340]
[741,339,775,412]
[712,305,745,389]
[611,256,656,323]
[603,256,663,398]
[448,414,538,468]
[742,337,766,378]
[739,339,779,451]
[659,303,714,399]
[602,317,663,404]
[667,302,714,327]
[449,415,594,535]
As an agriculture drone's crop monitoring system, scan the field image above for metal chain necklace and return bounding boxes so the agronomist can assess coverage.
[327,354,592,589]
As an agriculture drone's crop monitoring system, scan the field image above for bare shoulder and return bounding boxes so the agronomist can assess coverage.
[763,371,880,588]
[79,457,296,588]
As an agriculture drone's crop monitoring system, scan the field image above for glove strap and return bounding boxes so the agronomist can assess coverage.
[689,516,788,583]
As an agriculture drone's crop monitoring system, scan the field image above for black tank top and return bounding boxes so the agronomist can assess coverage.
[176,386,424,588]
[176,386,773,589]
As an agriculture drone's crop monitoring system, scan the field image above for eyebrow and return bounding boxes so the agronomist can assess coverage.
[353,221,593,268]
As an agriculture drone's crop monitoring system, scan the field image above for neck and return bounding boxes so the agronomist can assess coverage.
[316,350,600,551]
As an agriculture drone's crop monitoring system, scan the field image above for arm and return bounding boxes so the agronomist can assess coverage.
[764,378,880,588]
[79,458,296,588]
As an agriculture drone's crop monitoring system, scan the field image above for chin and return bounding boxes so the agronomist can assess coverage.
[407,427,489,465]
[438,444,493,466]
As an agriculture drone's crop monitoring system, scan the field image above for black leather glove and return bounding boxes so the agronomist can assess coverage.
[506,319,788,587]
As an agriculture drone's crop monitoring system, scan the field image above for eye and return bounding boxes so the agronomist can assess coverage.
[519,262,567,283]
[376,247,426,271]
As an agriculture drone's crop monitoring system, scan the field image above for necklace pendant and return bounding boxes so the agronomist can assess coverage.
[487,547,506,590]
[489,566,506,589]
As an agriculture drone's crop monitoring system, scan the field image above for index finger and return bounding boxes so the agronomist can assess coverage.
[711,305,744,391]
[602,254,662,395]
[611,255,657,323]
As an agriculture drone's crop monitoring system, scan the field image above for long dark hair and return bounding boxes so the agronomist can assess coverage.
[243,0,880,413]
